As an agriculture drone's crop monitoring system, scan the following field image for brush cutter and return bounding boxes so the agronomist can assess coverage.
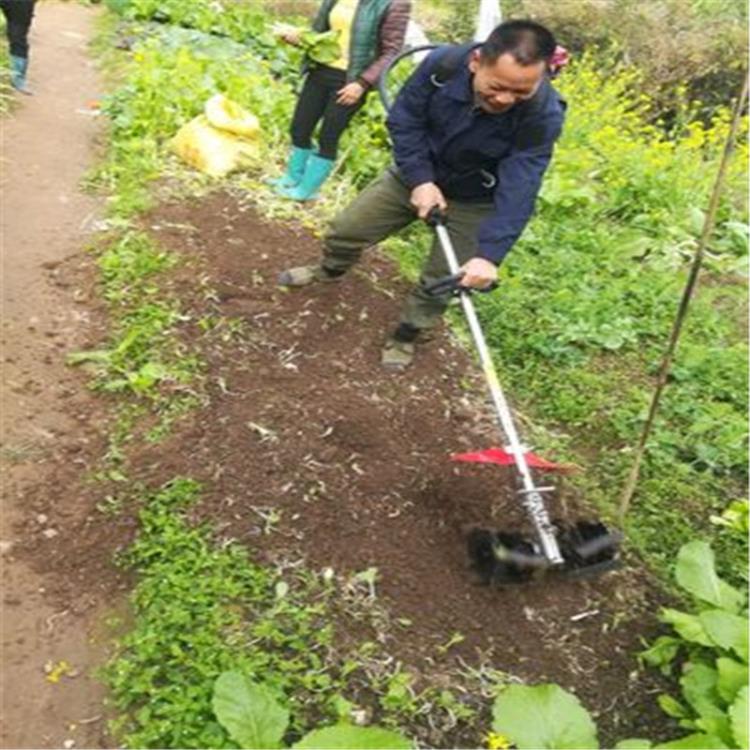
[424,208,622,584]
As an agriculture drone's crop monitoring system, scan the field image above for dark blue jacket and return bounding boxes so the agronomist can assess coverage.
[386,46,566,265]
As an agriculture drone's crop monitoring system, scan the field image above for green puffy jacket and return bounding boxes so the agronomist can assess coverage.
[311,0,411,86]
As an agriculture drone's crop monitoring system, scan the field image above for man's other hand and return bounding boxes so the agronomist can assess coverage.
[460,257,497,289]
[410,183,447,220]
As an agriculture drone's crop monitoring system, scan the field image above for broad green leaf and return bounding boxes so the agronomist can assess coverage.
[212,671,288,749]
[680,663,724,719]
[713,582,743,614]
[729,687,748,748]
[293,725,411,749]
[492,684,598,749]
[710,500,749,535]
[675,542,743,613]
[660,609,712,647]
[641,636,681,673]
[655,733,728,749]
[716,657,749,703]
[699,610,749,661]
[615,740,653,748]
[694,716,732,748]
[658,694,690,719]
[298,30,341,66]
[128,361,170,391]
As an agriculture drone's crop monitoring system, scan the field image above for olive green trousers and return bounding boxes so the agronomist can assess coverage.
[322,168,494,331]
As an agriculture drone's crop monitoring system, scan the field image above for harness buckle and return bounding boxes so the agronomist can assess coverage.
[480,169,497,189]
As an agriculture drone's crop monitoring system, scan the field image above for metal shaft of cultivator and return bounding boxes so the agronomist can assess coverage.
[433,221,564,565]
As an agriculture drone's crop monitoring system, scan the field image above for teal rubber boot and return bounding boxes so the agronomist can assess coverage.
[268,146,311,189]
[10,55,31,95]
[277,154,335,201]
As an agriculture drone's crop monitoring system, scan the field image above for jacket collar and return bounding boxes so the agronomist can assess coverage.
[443,53,475,104]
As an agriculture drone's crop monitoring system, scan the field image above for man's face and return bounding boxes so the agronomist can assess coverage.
[469,51,546,114]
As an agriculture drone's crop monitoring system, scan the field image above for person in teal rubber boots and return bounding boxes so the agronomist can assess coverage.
[1,0,37,95]
[271,0,410,202]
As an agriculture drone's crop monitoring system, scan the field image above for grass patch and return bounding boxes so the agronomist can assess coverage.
[104,478,503,749]
[70,231,202,399]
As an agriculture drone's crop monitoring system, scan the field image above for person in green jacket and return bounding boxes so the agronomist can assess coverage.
[271,0,410,201]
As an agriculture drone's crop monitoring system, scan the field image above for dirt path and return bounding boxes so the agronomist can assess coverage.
[1,4,112,747]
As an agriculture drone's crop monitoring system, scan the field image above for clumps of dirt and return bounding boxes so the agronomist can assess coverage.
[19,190,675,745]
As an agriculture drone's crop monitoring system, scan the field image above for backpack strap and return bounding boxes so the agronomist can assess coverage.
[429,42,480,88]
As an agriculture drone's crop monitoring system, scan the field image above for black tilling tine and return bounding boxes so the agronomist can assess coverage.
[573,530,623,560]
[563,558,622,580]
[498,546,550,569]
[468,529,548,585]
[467,529,499,579]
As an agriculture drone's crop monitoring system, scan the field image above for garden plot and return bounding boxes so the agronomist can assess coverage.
[16,189,680,746]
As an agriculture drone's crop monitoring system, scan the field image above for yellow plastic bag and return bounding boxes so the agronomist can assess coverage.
[204,94,260,138]
[170,95,261,177]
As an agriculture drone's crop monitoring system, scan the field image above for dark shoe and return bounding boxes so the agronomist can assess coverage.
[278,264,343,287]
[381,338,416,370]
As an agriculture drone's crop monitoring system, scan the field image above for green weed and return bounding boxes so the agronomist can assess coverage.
[104,478,492,748]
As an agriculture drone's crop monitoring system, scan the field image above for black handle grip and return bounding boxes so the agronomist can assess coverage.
[423,272,498,297]
[423,271,465,296]
[425,206,447,227]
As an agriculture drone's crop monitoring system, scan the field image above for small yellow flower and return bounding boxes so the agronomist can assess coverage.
[485,731,513,750]
[44,660,74,684]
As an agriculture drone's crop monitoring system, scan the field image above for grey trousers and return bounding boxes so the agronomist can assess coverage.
[322,168,494,330]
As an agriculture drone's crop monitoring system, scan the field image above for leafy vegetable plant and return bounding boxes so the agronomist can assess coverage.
[639,540,748,749]
[213,671,412,750]
[489,539,748,750]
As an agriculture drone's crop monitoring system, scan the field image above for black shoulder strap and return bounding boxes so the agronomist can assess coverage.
[430,43,479,87]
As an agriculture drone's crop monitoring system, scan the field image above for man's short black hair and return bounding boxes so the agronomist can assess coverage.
[480,20,556,66]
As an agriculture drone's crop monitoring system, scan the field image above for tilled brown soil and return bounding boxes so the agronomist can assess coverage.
[19,190,675,746]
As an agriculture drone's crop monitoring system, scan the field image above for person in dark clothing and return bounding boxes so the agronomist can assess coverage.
[1,0,36,94]
[279,20,566,370]
[271,0,411,201]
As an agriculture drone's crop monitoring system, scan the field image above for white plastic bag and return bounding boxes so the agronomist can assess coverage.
[474,0,502,42]
[405,19,431,63]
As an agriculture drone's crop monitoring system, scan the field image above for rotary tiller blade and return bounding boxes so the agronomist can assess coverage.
[468,521,622,585]
[555,521,623,579]
[467,528,550,585]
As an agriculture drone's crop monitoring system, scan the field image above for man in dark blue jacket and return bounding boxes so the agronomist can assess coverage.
[280,20,566,370]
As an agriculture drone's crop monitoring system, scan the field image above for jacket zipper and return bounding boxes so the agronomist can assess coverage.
[441,102,477,160]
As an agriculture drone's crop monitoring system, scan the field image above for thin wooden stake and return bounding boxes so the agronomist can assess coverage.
[618,74,749,524]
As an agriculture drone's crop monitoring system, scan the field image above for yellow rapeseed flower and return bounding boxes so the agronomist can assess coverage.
[485,731,513,750]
